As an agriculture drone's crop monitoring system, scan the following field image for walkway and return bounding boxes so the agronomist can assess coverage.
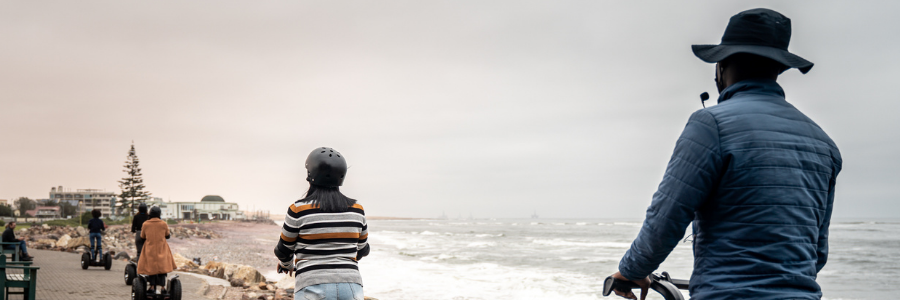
[10,249,214,300]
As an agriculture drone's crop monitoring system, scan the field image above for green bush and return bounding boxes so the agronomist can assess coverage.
[166,219,177,225]
[80,212,92,224]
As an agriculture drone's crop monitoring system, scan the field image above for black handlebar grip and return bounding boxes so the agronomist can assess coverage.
[602,276,639,296]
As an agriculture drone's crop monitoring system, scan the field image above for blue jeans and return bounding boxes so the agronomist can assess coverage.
[295,283,364,300]
[89,232,102,260]
[3,240,27,256]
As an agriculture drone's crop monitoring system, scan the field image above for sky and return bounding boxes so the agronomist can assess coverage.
[1,1,898,219]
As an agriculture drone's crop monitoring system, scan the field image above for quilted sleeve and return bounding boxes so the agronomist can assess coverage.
[619,109,724,280]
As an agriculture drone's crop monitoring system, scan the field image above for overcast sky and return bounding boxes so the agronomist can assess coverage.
[1,1,897,219]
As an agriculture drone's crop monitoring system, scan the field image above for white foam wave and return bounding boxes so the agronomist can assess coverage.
[532,239,631,248]
[360,250,607,300]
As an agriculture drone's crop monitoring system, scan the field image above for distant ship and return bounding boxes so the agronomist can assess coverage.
[438,211,448,220]
[531,211,539,219]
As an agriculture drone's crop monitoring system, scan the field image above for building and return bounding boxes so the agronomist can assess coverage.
[49,186,116,218]
[0,199,8,206]
[144,197,175,219]
[170,195,243,220]
[25,206,60,219]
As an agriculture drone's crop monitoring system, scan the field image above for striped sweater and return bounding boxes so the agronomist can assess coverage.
[275,200,369,290]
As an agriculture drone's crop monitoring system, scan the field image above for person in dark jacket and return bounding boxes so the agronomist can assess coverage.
[131,203,149,261]
[87,209,107,261]
[611,9,841,300]
[2,221,33,261]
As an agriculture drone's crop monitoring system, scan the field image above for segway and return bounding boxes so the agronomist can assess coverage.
[80,242,112,270]
[132,273,181,300]
[602,271,688,300]
[125,260,138,285]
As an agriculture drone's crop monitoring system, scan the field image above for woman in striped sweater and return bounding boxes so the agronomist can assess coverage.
[275,147,370,300]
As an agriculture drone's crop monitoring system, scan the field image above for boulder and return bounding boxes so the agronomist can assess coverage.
[114,252,131,260]
[67,236,90,249]
[56,234,72,248]
[42,224,50,229]
[258,282,269,290]
[173,253,198,269]
[273,274,294,290]
[204,261,225,271]
[75,226,87,237]
[232,265,265,285]
[229,278,244,287]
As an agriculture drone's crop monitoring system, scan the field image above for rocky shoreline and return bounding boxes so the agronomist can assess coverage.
[16,222,377,300]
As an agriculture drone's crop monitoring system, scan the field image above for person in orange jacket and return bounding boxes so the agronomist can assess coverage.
[137,206,177,294]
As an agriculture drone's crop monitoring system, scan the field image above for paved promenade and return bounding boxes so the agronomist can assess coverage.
[14,249,212,300]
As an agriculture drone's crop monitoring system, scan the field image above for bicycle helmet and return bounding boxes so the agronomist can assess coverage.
[305,147,348,187]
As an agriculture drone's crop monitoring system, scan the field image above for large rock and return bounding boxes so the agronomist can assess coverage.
[114,252,131,260]
[56,234,71,248]
[67,236,90,249]
[231,265,265,285]
[173,253,198,269]
[203,261,225,271]
[205,262,266,285]
[75,226,87,237]
[274,274,294,290]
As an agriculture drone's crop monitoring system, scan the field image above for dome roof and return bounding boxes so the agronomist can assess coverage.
[200,195,225,202]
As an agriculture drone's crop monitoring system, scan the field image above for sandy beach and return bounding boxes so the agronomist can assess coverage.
[167,221,283,281]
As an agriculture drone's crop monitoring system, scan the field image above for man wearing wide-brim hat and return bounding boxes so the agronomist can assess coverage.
[610,8,842,300]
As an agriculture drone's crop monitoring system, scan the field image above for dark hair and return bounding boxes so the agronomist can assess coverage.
[300,185,357,213]
[91,209,102,218]
[722,53,788,77]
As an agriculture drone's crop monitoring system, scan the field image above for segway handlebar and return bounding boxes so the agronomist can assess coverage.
[602,272,688,300]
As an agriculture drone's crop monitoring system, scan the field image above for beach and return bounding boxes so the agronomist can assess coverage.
[167,221,284,282]
[157,218,898,300]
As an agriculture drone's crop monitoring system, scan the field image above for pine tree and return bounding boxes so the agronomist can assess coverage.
[118,142,151,216]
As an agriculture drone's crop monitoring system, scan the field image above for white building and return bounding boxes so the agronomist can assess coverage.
[144,197,175,219]
[50,186,116,218]
[170,195,244,220]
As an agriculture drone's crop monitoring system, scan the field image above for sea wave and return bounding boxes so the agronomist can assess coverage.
[531,239,631,248]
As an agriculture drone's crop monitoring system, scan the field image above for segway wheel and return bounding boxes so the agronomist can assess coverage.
[104,252,112,270]
[125,263,136,285]
[132,277,146,300]
[80,252,90,269]
[170,278,182,300]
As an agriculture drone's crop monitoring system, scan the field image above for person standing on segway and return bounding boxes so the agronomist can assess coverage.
[132,203,149,261]
[274,147,370,300]
[137,206,177,295]
[609,8,842,300]
[87,209,107,262]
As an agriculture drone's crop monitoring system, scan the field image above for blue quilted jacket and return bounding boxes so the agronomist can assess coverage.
[619,79,842,300]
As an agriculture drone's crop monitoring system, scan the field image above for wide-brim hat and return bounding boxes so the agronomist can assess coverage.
[692,8,813,74]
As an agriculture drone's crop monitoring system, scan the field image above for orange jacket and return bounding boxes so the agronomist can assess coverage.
[137,218,177,275]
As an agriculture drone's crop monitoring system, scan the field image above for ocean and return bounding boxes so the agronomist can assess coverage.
[357,219,900,300]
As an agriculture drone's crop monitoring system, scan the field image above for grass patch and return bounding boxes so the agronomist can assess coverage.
[44,219,83,227]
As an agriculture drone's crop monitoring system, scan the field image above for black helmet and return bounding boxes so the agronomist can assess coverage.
[306,147,348,187]
[149,206,161,219]
[138,203,148,213]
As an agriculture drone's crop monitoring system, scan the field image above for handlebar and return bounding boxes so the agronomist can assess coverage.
[602,272,688,300]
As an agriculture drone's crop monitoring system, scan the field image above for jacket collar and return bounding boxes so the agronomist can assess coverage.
[717,79,785,104]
